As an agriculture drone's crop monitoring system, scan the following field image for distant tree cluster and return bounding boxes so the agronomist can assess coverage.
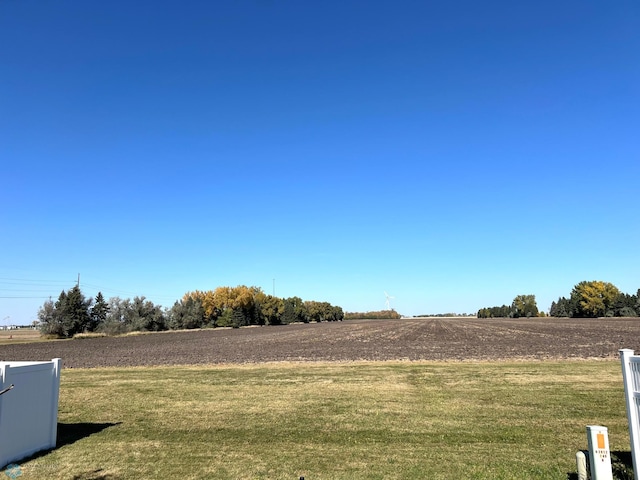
[549,281,640,318]
[476,281,640,319]
[179,287,343,328]
[414,313,472,318]
[343,310,402,320]
[477,295,540,319]
[38,285,343,338]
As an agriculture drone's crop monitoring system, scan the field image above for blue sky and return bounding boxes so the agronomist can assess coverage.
[1,0,639,323]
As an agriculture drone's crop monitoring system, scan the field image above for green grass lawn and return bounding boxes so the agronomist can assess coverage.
[10,361,633,479]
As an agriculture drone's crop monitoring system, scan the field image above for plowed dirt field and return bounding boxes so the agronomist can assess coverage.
[0,317,638,368]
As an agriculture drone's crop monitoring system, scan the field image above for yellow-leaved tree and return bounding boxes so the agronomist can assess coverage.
[570,280,620,318]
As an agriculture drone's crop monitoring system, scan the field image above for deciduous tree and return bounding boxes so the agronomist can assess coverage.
[260,294,284,325]
[282,296,307,324]
[169,296,205,329]
[570,281,620,318]
[511,295,539,318]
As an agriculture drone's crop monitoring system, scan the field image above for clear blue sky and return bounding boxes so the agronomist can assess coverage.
[1,0,639,323]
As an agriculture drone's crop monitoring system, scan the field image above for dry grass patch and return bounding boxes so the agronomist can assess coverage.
[73,332,108,339]
[0,328,49,345]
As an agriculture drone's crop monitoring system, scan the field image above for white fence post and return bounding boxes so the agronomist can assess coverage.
[620,348,640,480]
[49,358,62,447]
[0,358,62,468]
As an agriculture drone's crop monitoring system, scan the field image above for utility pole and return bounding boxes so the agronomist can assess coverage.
[77,273,80,288]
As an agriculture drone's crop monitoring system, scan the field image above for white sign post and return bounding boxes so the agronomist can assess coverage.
[586,425,613,480]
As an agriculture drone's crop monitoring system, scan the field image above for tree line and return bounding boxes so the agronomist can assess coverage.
[343,310,402,320]
[549,281,640,318]
[477,294,541,319]
[38,285,344,338]
[477,281,640,319]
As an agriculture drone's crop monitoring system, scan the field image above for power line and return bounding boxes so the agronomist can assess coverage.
[0,290,59,294]
[80,282,177,300]
[0,275,180,304]
[0,279,72,286]
[0,276,70,281]
[0,276,76,299]
[0,296,51,299]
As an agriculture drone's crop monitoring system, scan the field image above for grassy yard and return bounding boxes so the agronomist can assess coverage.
[9,360,633,479]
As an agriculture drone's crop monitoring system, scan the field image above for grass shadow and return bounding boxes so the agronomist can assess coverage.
[2,422,121,469]
[56,421,121,448]
[72,468,120,479]
[567,451,634,480]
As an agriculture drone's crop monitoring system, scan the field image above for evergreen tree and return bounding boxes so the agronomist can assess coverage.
[61,285,93,335]
[90,292,109,331]
[550,297,572,317]
[38,286,93,337]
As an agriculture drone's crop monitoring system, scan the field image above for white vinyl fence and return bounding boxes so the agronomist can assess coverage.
[620,349,640,480]
[0,358,62,468]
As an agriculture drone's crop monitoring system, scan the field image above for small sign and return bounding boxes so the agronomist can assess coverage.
[587,425,613,480]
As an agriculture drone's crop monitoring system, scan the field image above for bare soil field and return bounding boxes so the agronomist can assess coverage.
[0,317,638,368]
